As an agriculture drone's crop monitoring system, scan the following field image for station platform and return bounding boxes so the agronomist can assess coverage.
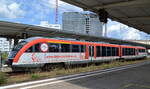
[31,61,150,89]
[1,60,150,89]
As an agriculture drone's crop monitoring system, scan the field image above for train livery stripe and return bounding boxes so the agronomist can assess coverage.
[13,39,49,63]
[48,41,71,44]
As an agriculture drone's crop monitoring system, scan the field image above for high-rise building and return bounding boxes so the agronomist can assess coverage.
[62,12,103,37]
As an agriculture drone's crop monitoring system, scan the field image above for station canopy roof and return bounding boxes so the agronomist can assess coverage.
[0,21,150,48]
[61,0,150,34]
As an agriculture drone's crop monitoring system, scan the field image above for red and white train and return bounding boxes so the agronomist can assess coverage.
[6,37,147,70]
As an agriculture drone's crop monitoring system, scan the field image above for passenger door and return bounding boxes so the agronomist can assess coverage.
[89,45,94,60]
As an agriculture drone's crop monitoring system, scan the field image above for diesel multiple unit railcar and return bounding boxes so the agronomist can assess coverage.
[6,37,147,70]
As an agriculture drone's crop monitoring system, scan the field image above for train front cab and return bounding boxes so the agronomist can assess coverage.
[6,41,27,66]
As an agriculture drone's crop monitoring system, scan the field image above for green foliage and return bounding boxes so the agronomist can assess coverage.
[2,52,8,60]
[0,72,7,85]
[30,73,39,80]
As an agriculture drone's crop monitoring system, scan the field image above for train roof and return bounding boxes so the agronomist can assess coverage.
[23,37,44,42]
[22,37,146,49]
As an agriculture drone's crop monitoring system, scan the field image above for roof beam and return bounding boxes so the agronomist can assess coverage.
[94,0,150,9]
[119,16,150,20]
[138,24,150,27]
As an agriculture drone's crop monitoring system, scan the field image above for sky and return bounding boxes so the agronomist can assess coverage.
[0,0,149,40]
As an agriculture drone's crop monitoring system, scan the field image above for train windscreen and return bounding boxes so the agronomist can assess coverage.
[8,41,27,59]
[12,41,27,51]
[6,41,27,65]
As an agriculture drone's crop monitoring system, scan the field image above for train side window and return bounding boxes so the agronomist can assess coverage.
[128,48,130,55]
[134,48,136,55]
[125,48,127,55]
[61,44,70,52]
[131,48,134,55]
[72,44,80,52]
[96,46,101,57]
[130,48,132,55]
[34,43,40,52]
[102,46,106,56]
[116,48,119,56]
[107,47,111,56]
[26,46,33,52]
[81,45,85,52]
[139,49,141,52]
[112,47,115,56]
[143,49,146,52]
[123,48,125,56]
[49,43,59,52]
[140,49,145,52]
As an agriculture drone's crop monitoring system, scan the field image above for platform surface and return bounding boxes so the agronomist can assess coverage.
[32,63,150,89]
[1,61,150,89]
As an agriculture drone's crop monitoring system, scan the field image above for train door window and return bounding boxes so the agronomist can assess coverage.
[102,46,106,56]
[61,44,70,52]
[100,46,102,56]
[96,46,101,57]
[72,44,80,52]
[81,45,85,52]
[89,46,94,57]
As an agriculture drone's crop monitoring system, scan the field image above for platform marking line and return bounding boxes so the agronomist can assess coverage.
[1,60,150,89]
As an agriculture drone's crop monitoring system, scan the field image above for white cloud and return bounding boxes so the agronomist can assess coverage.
[122,28,141,40]
[107,23,141,40]
[0,0,25,19]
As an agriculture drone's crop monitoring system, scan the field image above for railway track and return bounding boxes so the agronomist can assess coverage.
[6,71,27,77]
